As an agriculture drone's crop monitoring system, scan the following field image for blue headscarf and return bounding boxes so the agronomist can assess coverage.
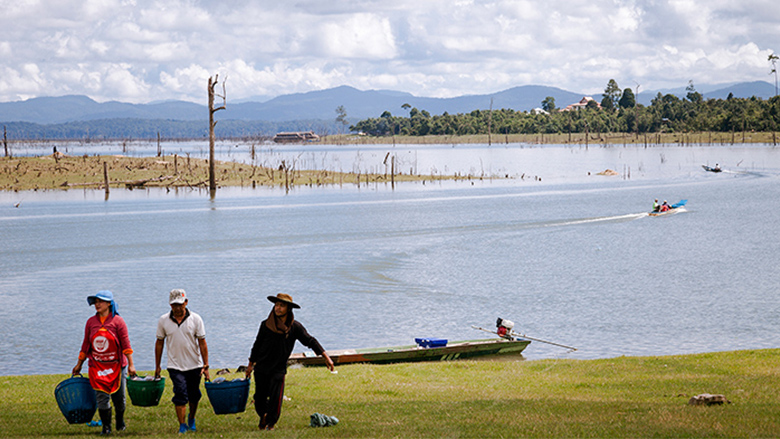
[87,290,119,316]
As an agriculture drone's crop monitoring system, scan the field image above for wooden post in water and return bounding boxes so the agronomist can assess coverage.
[283,160,289,193]
[157,132,162,157]
[3,126,8,157]
[585,123,589,150]
[391,155,395,189]
[103,162,110,197]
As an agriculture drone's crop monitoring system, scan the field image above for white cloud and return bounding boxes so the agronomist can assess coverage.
[610,5,641,32]
[102,64,150,99]
[0,0,778,103]
[315,13,397,59]
[0,41,11,57]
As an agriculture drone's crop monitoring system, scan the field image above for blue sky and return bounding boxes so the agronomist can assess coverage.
[1,0,778,103]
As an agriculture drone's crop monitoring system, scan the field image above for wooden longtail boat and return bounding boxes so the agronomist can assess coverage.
[649,199,687,216]
[288,338,531,367]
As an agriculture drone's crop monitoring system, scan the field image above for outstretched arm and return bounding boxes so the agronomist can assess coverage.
[154,339,164,378]
[198,338,210,380]
[72,353,86,376]
[125,351,136,376]
[322,351,335,371]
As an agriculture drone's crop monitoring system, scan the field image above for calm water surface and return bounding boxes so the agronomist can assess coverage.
[1,142,779,376]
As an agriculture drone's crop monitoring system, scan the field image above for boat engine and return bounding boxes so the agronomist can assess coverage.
[496,318,515,340]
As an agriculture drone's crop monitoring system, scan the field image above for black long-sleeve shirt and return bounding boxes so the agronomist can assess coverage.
[249,319,325,375]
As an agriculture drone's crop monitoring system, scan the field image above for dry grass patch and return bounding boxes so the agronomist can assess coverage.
[0,154,478,192]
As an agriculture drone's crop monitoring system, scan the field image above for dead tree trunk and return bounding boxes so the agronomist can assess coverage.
[208,75,227,196]
[391,155,395,189]
[103,161,110,199]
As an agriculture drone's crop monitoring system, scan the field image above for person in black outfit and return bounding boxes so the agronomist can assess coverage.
[245,293,334,430]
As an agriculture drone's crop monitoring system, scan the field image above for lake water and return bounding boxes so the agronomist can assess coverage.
[1,142,779,376]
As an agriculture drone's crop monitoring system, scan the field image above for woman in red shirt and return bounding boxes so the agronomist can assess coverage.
[72,290,136,435]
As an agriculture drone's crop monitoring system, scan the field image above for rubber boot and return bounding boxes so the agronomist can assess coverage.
[99,409,112,435]
[115,407,126,431]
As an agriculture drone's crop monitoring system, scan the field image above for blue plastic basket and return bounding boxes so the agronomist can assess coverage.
[204,379,250,415]
[54,376,97,424]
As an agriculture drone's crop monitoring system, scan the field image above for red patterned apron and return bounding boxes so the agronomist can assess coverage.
[88,327,122,394]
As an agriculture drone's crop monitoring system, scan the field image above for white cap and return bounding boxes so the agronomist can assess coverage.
[169,289,187,304]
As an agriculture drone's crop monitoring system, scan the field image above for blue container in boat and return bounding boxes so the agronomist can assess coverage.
[415,338,448,348]
[205,379,250,415]
[54,376,97,424]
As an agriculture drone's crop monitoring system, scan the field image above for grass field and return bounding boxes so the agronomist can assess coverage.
[1,349,778,438]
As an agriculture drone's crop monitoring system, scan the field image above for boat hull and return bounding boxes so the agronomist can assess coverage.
[649,208,681,216]
[288,338,531,367]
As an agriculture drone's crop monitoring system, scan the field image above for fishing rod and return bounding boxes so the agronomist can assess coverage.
[471,325,577,351]
[472,318,577,352]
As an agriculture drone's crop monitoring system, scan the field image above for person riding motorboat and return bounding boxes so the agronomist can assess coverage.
[660,200,670,212]
[652,199,660,212]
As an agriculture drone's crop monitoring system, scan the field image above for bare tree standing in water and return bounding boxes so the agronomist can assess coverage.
[208,75,226,197]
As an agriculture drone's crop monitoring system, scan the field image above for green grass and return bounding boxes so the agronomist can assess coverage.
[2,349,778,438]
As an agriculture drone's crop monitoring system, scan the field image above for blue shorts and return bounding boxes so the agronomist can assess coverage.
[168,368,202,406]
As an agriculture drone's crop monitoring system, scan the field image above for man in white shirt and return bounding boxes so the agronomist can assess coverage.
[155,289,210,434]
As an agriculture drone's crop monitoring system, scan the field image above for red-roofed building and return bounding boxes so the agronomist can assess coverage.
[563,96,602,111]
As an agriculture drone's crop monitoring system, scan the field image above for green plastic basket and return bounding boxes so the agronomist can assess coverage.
[127,377,165,407]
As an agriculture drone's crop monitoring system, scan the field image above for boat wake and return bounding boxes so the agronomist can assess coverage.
[546,213,647,227]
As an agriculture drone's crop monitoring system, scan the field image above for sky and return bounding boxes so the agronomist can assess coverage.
[1,0,778,104]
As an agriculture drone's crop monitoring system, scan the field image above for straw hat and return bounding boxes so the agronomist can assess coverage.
[267,293,300,309]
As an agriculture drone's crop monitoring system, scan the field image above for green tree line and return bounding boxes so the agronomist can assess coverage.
[350,80,780,137]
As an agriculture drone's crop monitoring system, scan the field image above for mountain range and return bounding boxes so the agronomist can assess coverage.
[0,81,775,138]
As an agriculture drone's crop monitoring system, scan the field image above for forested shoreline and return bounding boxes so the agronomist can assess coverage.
[351,85,780,139]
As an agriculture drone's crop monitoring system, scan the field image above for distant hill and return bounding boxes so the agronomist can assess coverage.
[0,81,774,139]
[0,85,584,125]
[0,95,204,124]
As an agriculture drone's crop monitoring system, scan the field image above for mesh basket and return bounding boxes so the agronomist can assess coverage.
[204,379,250,415]
[127,377,166,407]
[54,376,97,424]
